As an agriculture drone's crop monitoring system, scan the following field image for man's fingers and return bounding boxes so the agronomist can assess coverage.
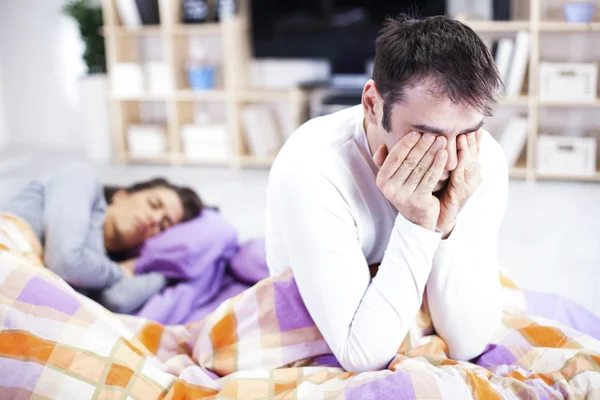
[390,133,436,183]
[378,132,421,180]
[404,136,446,192]
[416,149,447,195]
[467,131,478,161]
[475,129,482,154]
[373,145,388,169]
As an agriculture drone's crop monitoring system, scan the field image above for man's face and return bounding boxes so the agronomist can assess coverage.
[376,84,484,192]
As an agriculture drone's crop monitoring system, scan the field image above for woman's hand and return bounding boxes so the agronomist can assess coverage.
[119,258,137,278]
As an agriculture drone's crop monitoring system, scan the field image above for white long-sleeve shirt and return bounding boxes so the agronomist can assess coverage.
[266,105,507,372]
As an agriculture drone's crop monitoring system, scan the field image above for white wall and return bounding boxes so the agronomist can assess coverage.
[0,0,86,149]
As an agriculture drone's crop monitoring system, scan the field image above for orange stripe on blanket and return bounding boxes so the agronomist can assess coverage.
[211,312,237,350]
[518,325,575,349]
[137,322,165,355]
[466,371,502,400]
[507,370,555,386]
[0,331,55,364]
[165,380,218,399]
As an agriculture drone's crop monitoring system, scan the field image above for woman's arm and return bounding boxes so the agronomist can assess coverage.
[43,163,124,289]
[426,140,508,360]
[268,167,442,372]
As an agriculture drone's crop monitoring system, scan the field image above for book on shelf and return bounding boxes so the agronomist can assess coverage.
[494,38,514,95]
[504,31,530,97]
[498,116,528,167]
[241,105,283,157]
[116,0,142,28]
[135,0,160,25]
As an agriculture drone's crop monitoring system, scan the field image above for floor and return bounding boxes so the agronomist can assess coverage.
[1,148,599,316]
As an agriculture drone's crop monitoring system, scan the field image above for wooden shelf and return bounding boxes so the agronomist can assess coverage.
[125,153,172,164]
[180,157,232,167]
[239,155,276,168]
[175,90,227,101]
[509,166,529,178]
[103,26,162,36]
[539,21,600,32]
[462,20,530,32]
[171,24,222,35]
[535,171,600,182]
[539,100,600,107]
[110,93,168,101]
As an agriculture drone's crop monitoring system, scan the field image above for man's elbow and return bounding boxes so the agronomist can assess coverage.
[447,301,503,361]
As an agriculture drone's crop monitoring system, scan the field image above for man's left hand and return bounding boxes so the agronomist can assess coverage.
[437,130,483,238]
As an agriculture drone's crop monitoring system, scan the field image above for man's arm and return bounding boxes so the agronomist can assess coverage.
[43,163,124,289]
[268,167,441,372]
[426,135,508,360]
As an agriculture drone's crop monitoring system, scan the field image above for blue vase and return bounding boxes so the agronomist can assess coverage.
[187,65,216,91]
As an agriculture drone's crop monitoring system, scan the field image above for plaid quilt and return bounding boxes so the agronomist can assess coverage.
[1,214,600,399]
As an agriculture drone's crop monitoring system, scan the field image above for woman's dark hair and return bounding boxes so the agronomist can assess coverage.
[104,178,204,222]
[372,14,501,132]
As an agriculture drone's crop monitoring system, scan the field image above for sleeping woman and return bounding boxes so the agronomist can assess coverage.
[1,162,204,313]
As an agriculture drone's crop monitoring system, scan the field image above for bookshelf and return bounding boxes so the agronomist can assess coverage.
[462,0,600,182]
[101,0,306,168]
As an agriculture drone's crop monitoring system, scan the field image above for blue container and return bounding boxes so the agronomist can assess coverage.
[563,2,596,23]
[187,65,216,90]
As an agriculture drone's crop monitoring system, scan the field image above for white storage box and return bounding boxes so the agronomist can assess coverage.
[112,63,144,97]
[127,124,167,156]
[145,63,170,95]
[181,124,229,160]
[536,135,597,176]
[539,62,598,102]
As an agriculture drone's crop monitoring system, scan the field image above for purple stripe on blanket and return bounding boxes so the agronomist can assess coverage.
[273,277,314,332]
[0,358,44,391]
[16,277,81,315]
[346,371,416,400]
[474,344,517,368]
[524,381,551,400]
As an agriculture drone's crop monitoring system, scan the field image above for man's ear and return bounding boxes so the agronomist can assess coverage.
[362,79,383,126]
[112,190,129,203]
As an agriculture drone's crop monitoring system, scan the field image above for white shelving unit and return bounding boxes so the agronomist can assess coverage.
[463,0,600,182]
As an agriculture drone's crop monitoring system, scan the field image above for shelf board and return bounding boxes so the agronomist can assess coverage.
[239,155,276,167]
[539,100,600,107]
[461,20,530,32]
[110,93,168,101]
[539,21,600,32]
[175,89,227,101]
[171,24,222,35]
[535,171,600,182]
[125,154,172,164]
[509,166,529,178]
[181,157,232,167]
[103,26,162,36]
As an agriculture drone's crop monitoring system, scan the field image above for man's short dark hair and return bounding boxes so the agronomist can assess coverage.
[104,178,204,222]
[372,14,501,132]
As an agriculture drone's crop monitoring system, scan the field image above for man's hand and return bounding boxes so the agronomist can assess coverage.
[119,258,137,278]
[374,132,448,231]
[437,130,483,238]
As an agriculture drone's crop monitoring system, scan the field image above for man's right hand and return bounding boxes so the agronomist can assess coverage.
[374,132,448,231]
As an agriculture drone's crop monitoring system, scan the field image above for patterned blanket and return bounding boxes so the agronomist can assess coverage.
[1,214,600,399]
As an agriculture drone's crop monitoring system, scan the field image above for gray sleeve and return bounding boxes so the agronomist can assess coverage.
[100,273,167,314]
[43,162,124,289]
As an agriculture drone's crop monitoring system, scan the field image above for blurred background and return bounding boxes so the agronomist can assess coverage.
[0,0,599,313]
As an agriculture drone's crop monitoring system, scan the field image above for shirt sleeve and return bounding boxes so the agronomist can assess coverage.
[268,167,442,372]
[425,142,508,361]
[43,163,124,289]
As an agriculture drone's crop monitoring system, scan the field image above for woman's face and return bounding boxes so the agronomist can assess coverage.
[104,187,184,253]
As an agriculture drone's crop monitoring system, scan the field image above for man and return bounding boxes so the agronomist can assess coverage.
[266,14,507,373]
